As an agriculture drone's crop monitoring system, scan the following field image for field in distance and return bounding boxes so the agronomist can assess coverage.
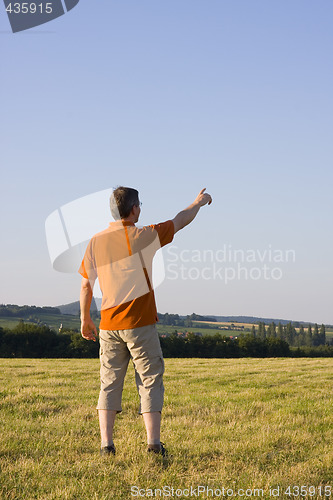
[195,320,258,328]
[0,312,332,341]
[0,357,332,499]
[0,313,80,331]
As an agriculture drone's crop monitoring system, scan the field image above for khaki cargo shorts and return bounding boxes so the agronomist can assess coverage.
[96,324,165,414]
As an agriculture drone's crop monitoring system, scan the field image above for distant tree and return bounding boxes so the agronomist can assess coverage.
[251,325,256,338]
[285,322,294,345]
[184,316,193,328]
[262,322,266,339]
[257,322,266,339]
[238,335,267,357]
[305,324,313,347]
[267,322,276,339]
[320,324,326,345]
[163,313,170,325]
[299,324,306,346]
[266,337,290,357]
[266,323,272,338]
[313,323,321,346]
[69,333,99,358]
[277,322,284,340]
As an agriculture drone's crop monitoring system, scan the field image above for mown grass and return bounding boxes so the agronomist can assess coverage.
[0,358,332,499]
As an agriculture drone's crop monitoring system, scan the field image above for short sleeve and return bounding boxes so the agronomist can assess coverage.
[78,259,88,279]
[78,239,97,281]
[150,220,175,248]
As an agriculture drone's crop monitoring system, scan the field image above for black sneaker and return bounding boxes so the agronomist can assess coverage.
[100,444,116,456]
[147,442,167,457]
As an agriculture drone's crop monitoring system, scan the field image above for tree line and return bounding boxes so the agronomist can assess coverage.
[0,323,99,358]
[159,312,216,328]
[253,322,327,347]
[0,322,332,358]
[0,304,61,317]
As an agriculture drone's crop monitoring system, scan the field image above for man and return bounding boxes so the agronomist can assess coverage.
[79,186,212,456]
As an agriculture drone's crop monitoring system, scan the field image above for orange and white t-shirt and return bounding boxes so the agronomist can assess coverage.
[78,220,174,330]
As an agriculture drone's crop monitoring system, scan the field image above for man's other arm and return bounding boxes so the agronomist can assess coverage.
[172,188,212,233]
[80,277,98,341]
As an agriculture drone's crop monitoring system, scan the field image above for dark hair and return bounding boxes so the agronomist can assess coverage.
[110,186,139,220]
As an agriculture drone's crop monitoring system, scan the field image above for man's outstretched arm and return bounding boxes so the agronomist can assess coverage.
[172,188,212,233]
[80,277,98,341]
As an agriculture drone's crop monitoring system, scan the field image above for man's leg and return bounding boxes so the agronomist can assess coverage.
[97,330,130,452]
[99,409,117,447]
[124,325,165,453]
[142,411,161,445]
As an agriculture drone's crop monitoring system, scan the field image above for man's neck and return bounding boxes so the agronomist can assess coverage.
[121,217,136,225]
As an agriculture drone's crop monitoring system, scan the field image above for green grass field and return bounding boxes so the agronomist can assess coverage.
[0,358,332,499]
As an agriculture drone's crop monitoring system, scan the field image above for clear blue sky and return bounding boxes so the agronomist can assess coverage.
[1,0,332,323]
